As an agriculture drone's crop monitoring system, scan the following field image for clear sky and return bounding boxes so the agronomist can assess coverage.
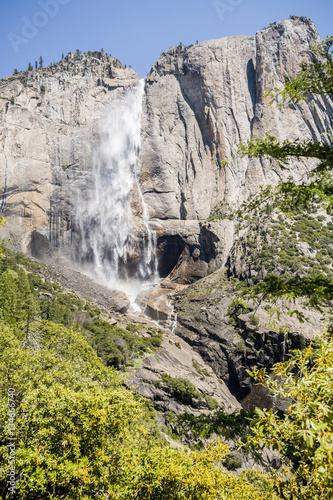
[0,0,332,79]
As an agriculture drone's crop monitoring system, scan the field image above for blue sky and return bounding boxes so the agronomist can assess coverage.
[0,0,332,79]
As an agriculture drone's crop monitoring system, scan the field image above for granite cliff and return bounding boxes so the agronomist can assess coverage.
[0,17,331,421]
[141,15,332,280]
[1,17,331,281]
[0,51,139,257]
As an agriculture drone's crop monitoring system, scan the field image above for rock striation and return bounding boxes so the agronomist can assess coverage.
[141,16,332,280]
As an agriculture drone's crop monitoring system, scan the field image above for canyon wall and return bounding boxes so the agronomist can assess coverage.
[141,16,332,280]
[0,17,332,280]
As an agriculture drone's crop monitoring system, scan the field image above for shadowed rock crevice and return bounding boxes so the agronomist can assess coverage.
[156,235,186,278]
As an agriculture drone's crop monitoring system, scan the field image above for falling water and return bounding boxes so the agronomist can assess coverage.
[76,80,158,292]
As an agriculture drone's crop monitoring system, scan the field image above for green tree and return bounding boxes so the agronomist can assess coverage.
[27,62,33,71]
[35,60,38,69]
[0,320,277,499]
[13,69,18,75]
[39,55,43,68]
[237,36,333,307]
[247,332,333,499]
[0,268,32,325]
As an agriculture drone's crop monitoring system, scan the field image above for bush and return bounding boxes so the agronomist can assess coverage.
[223,452,242,470]
[205,395,219,410]
[248,332,333,499]
[161,373,202,403]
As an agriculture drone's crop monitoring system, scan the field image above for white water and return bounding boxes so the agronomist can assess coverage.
[76,80,158,304]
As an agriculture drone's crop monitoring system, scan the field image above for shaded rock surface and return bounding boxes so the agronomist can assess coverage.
[173,269,324,400]
[128,327,240,418]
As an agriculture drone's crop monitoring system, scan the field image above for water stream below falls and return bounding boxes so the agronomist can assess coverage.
[76,80,159,310]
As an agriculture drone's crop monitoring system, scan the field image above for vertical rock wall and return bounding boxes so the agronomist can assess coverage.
[0,18,332,282]
[140,17,333,281]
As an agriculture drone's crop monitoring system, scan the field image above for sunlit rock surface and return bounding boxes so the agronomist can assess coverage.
[1,17,332,280]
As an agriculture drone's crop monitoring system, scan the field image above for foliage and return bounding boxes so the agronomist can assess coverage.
[0,217,6,256]
[160,373,202,404]
[0,245,281,498]
[166,408,255,449]
[237,36,333,212]
[247,331,333,499]
[231,204,333,310]
[0,249,162,369]
[236,35,333,306]
[121,441,279,500]
[0,319,277,499]
[0,321,151,498]
[269,35,333,101]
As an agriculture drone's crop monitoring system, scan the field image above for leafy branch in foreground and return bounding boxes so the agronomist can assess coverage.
[238,134,333,174]
[237,35,333,211]
[247,331,333,499]
[235,35,333,306]
[240,274,333,313]
[267,35,333,102]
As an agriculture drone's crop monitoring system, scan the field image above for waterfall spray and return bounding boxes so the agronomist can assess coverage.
[76,80,158,290]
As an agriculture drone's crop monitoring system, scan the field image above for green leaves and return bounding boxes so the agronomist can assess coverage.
[237,134,333,176]
[247,333,333,498]
[235,35,333,309]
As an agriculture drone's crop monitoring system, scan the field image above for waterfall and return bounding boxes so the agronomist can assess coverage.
[76,80,158,290]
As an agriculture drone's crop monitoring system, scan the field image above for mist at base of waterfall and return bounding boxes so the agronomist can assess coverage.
[77,261,160,313]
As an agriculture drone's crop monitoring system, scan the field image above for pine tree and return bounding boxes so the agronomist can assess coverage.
[28,62,33,71]
[39,55,43,68]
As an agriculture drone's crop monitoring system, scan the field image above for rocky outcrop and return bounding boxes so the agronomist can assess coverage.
[0,52,139,256]
[173,268,324,400]
[128,325,240,418]
[141,16,333,281]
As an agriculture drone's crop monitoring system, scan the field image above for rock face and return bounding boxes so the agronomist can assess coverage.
[0,17,332,281]
[128,329,240,418]
[0,51,139,257]
[141,16,332,280]
[173,269,324,399]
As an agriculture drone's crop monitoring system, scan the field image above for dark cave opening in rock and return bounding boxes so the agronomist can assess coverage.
[156,235,186,278]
